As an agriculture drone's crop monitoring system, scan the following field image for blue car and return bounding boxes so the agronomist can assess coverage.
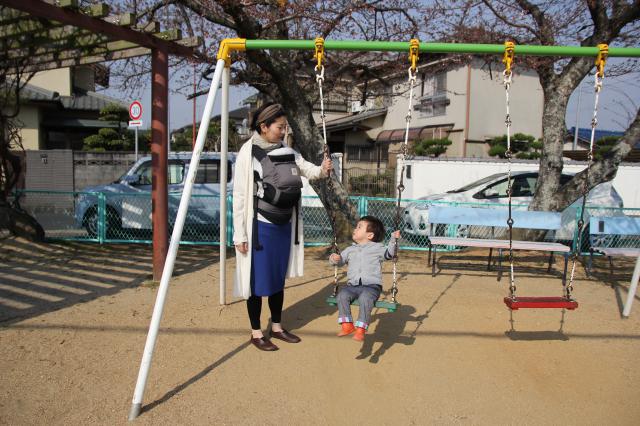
[75,152,236,237]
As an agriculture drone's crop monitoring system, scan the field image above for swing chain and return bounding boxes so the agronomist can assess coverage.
[314,37,341,298]
[567,44,608,299]
[391,39,419,303]
[502,41,517,298]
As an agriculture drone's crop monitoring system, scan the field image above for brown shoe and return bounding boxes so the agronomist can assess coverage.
[250,337,279,351]
[269,329,301,343]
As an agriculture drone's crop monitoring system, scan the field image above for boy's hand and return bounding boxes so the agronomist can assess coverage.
[329,253,341,263]
[392,230,400,239]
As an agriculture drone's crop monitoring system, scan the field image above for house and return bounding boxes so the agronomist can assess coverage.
[16,66,126,150]
[323,58,544,169]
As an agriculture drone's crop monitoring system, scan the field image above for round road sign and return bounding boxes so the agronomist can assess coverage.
[129,101,143,120]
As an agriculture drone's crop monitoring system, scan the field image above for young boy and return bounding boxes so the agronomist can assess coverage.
[329,215,400,341]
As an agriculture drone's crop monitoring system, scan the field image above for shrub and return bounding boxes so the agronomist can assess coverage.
[412,137,452,157]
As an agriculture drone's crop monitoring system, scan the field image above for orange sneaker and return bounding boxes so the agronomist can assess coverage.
[338,322,355,336]
[353,327,366,341]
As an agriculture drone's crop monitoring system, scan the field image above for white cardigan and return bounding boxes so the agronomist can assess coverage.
[232,137,325,299]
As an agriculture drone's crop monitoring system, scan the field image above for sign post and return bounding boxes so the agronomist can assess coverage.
[129,101,143,160]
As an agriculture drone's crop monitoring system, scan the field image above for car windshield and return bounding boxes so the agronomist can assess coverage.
[114,172,127,183]
[447,173,505,193]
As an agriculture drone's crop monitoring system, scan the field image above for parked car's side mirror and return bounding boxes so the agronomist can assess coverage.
[123,174,141,185]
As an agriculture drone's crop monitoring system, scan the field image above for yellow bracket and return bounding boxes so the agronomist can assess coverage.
[314,37,325,70]
[217,38,247,67]
[595,43,608,78]
[409,38,420,72]
[503,41,515,75]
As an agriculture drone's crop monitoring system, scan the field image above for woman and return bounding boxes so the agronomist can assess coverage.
[233,102,332,351]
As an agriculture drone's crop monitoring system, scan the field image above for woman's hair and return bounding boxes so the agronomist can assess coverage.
[359,215,385,243]
[251,102,286,133]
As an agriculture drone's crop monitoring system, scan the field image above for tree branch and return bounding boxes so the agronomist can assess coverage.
[586,0,610,37]
[481,0,540,38]
[514,0,554,44]
[176,0,239,31]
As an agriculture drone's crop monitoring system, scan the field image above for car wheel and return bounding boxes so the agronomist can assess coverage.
[589,233,616,250]
[83,206,121,238]
[105,206,122,238]
[83,207,99,238]
[453,224,470,239]
[434,223,470,239]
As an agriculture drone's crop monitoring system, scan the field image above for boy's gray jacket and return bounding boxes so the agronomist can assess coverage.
[330,237,398,287]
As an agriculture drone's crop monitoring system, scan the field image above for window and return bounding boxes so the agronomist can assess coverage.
[480,179,510,198]
[347,145,387,163]
[347,145,376,162]
[511,176,537,197]
[194,160,232,184]
[475,174,537,199]
[135,160,185,185]
[418,72,448,117]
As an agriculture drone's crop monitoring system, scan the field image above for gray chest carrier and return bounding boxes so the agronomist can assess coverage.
[252,145,303,250]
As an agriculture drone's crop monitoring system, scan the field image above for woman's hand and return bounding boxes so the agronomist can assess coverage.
[321,157,332,177]
[235,242,248,254]
[329,253,341,263]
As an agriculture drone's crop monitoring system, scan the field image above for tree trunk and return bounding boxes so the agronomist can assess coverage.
[529,83,572,213]
[0,201,45,241]
[525,82,637,241]
[277,72,359,239]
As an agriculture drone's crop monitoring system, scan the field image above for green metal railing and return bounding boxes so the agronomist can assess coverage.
[244,39,640,57]
[11,190,640,255]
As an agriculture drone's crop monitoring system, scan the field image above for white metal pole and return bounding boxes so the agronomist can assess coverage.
[128,58,227,421]
[135,127,139,161]
[573,86,582,150]
[220,66,229,305]
[622,255,640,318]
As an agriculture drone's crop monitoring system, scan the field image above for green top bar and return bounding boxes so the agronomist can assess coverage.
[245,40,640,57]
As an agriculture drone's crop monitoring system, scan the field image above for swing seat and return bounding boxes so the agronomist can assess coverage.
[503,296,578,310]
[325,296,398,312]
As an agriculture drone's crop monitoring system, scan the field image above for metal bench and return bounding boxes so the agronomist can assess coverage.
[588,216,640,317]
[427,206,570,281]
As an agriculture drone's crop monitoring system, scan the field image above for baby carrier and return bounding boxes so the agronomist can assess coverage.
[252,145,303,250]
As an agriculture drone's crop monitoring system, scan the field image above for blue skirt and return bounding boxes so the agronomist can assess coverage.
[251,220,292,297]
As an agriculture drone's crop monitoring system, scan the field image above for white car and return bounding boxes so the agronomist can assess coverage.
[403,171,624,242]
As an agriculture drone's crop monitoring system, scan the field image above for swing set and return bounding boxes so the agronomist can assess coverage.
[500,43,608,310]
[128,38,640,420]
[321,38,420,313]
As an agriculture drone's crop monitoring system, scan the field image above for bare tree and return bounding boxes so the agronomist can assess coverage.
[0,48,44,240]
[108,0,430,238]
[435,0,640,213]
[105,1,639,241]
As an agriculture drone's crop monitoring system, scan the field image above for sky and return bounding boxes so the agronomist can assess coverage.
[565,70,640,133]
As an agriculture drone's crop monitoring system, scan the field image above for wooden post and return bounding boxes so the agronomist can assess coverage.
[151,47,169,280]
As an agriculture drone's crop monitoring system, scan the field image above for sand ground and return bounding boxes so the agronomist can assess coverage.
[0,236,639,425]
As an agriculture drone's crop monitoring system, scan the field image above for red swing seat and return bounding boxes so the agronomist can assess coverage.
[504,296,578,310]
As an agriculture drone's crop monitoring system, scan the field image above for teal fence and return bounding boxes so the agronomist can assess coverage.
[10,190,640,254]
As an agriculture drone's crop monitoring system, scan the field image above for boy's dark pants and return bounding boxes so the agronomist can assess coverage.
[336,285,381,330]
